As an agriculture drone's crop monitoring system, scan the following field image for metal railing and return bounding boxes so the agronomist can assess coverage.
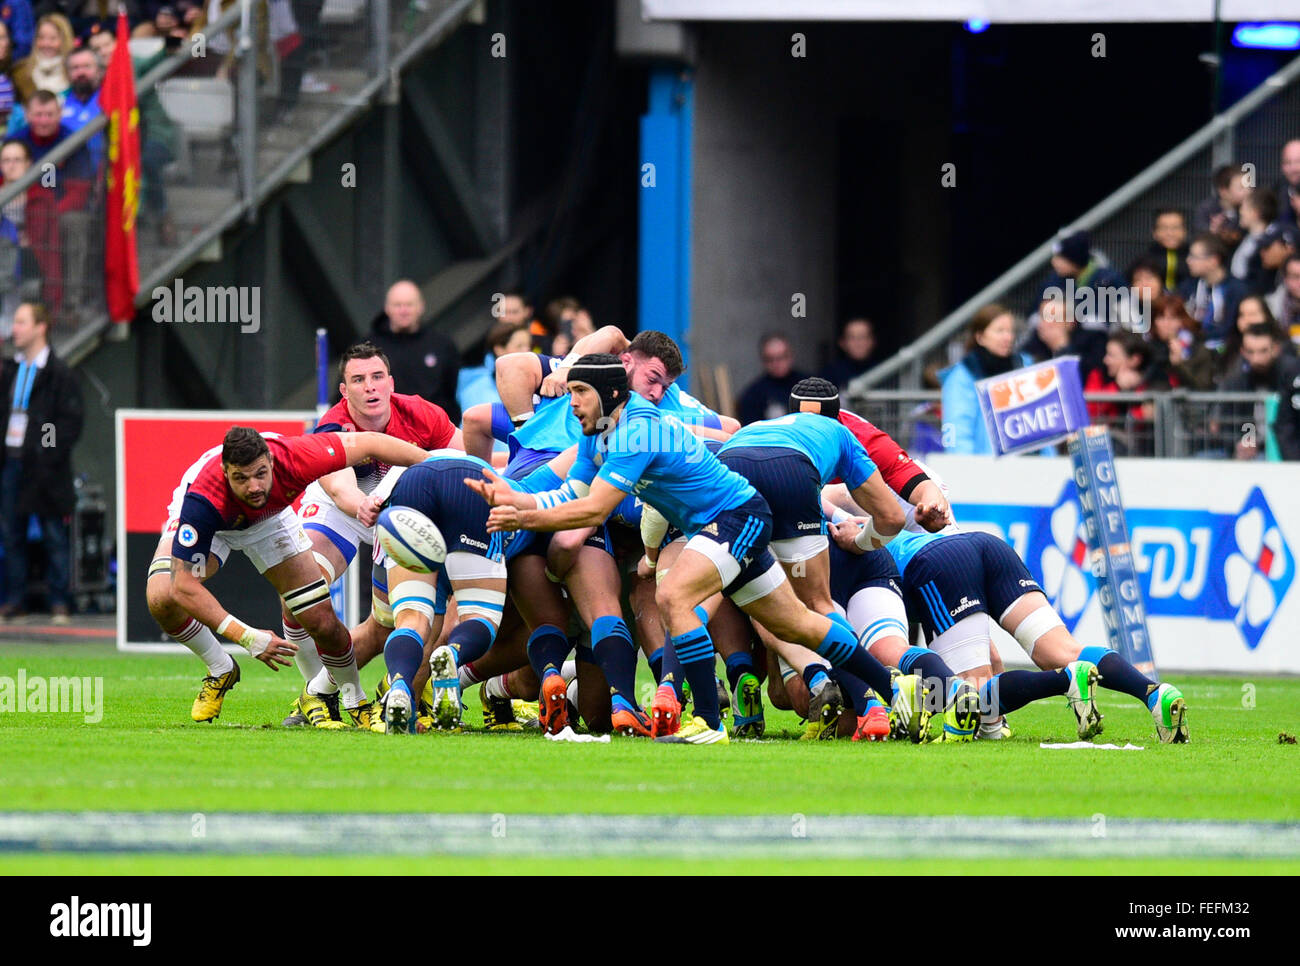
[0,0,474,358]
[852,50,1300,393]
[842,389,1286,460]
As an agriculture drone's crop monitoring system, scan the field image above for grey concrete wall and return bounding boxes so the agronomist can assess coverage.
[687,22,953,407]
[689,30,836,404]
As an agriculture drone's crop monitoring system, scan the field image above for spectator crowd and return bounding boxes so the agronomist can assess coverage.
[932,140,1300,462]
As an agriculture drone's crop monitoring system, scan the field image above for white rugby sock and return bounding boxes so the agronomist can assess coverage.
[308,666,339,696]
[317,644,364,709]
[170,618,234,676]
[284,618,321,683]
[485,674,513,700]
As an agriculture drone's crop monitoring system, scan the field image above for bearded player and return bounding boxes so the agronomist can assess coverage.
[151,426,432,726]
[469,355,904,745]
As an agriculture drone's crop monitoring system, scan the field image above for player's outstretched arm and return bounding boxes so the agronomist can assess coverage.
[169,559,297,669]
[488,476,625,534]
[319,468,366,519]
[340,432,429,469]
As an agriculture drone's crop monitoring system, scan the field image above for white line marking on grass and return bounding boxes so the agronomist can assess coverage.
[1,812,1298,860]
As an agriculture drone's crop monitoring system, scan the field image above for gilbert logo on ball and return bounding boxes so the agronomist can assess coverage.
[376,506,447,573]
[976,357,1088,456]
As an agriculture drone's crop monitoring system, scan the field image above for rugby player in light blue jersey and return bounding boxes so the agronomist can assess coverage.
[467,354,902,745]
[830,524,1190,743]
[478,330,739,737]
[713,410,906,737]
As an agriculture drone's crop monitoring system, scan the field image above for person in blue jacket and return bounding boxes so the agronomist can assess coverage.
[940,303,1038,455]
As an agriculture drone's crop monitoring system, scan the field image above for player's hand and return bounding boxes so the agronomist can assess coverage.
[914,499,951,533]
[540,369,570,397]
[636,553,657,580]
[256,634,298,670]
[464,467,516,508]
[487,505,522,533]
[356,495,382,529]
[829,520,866,555]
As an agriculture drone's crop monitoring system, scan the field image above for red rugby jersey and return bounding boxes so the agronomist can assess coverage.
[837,409,928,499]
[314,392,454,489]
[172,433,348,560]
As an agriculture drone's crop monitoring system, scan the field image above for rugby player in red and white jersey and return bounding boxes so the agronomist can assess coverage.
[284,342,462,727]
[147,432,279,722]
[149,425,432,727]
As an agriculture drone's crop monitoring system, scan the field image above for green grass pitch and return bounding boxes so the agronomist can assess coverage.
[1,643,1297,874]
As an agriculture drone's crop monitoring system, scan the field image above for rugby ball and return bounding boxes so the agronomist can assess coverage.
[376,506,447,573]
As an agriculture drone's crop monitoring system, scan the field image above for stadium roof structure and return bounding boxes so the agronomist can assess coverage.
[641,0,1300,23]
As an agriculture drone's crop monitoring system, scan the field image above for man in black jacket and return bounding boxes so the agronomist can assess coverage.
[1220,322,1300,461]
[369,279,462,423]
[0,301,83,622]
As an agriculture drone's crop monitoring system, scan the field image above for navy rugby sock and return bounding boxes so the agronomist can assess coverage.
[981,669,1068,715]
[526,624,570,680]
[1078,646,1159,705]
[383,628,423,690]
[671,626,720,729]
[448,618,494,666]
[723,651,756,692]
[592,615,638,704]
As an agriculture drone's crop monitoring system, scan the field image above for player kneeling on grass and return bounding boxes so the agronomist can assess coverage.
[370,451,532,734]
[467,354,903,746]
[833,523,1189,743]
[151,426,433,727]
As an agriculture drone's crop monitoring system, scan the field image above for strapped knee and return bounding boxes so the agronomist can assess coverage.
[1011,605,1064,657]
[452,587,505,628]
[391,579,437,624]
[282,577,331,616]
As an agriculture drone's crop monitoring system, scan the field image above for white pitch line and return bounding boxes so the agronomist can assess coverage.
[1,812,1298,860]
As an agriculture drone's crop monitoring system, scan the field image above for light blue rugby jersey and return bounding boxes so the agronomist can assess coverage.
[567,395,755,537]
[511,380,722,455]
[883,527,946,576]
[720,412,878,489]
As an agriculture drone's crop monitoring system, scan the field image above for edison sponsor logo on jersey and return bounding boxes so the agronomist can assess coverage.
[955,483,1293,648]
[459,536,489,551]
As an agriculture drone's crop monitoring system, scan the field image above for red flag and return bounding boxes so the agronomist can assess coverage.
[103,9,140,323]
